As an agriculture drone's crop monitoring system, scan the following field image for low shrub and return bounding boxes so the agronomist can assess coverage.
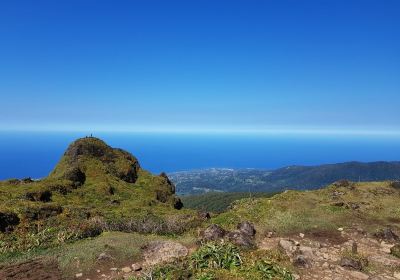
[191,242,242,270]
[255,260,294,280]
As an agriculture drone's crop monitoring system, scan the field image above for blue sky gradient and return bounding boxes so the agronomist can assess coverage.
[1,0,399,133]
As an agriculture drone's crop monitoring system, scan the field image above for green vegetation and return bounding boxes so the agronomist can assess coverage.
[212,181,400,234]
[130,242,294,280]
[181,192,278,213]
[1,232,162,278]
[0,137,198,260]
[2,137,400,279]
[191,242,242,269]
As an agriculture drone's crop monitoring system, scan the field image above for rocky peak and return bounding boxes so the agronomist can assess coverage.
[50,137,141,184]
[64,137,114,161]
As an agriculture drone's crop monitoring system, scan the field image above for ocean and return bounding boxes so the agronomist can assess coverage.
[1,131,400,180]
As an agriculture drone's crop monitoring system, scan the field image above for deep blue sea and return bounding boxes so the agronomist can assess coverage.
[1,132,400,180]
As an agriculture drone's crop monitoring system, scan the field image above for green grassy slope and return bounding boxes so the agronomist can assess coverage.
[181,192,278,213]
[212,180,400,235]
[0,137,198,259]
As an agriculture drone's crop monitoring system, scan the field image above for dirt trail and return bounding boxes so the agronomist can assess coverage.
[0,258,62,280]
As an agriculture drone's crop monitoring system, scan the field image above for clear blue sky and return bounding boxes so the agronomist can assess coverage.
[1,0,399,133]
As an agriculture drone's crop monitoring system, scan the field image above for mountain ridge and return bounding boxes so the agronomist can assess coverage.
[169,161,400,194]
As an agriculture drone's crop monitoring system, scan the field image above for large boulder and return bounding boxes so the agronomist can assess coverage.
[199,222,256,248]
[340,256,363,271]
[278,239,314,268]
[142,241,188,265]
[278,239,297,256]
[374,227,399,242]
[237,221,256,237]
[226,230,254,248]
[226,221,256,248]
[200,224,226,241]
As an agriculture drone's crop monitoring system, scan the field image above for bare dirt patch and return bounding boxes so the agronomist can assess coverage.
[306,229,347,245]
[0,258,62,280]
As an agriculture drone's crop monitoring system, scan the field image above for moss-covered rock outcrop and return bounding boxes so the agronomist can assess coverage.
[0,137,195,256]
[50,137,140,184]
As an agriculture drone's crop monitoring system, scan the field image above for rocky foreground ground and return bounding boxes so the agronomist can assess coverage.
[91,226,400,280]
[3,223,399,280]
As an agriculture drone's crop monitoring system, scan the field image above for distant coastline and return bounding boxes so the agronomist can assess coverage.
[169,161,400,195]
[1,132,400,181]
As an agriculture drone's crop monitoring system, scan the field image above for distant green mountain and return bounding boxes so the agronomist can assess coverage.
[169,161,400,194]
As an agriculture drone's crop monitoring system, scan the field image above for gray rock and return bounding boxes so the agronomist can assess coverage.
[374,227,399,242]
[131,263,142,271]
[97,252,112,261]
[143,241,188,265]
[226,230,254,248]
[340,257,362,270]
[293,254,311,268]
[237,221,256,237]
[278,239,297,256]
[299,246,314,259]
[198,212,211,220]
[121,267,132,273]
[201,224,226,241]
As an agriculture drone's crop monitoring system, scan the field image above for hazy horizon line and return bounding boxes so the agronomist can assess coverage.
[1,125,400,136]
